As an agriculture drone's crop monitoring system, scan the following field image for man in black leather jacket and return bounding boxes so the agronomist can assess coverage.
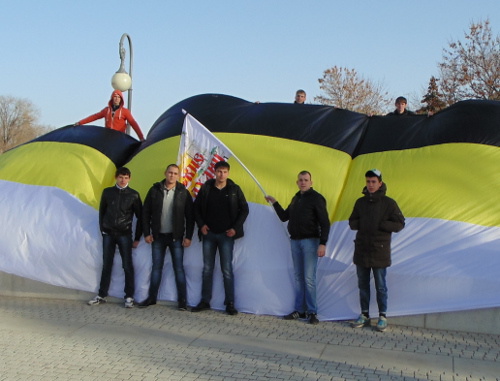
[88,167,142,308]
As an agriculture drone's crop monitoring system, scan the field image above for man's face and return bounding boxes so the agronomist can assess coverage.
[164,166,179,186]
[395,101,407,113]
[295,92,306,104]
[365,177,382,194]
[112,94,122,106]
[296,173,312,193]
[116,174,130,188]
[215,166,229,184]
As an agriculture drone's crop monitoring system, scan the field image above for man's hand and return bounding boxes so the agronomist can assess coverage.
[132,240,140,249]
[317,244,326,257]
[200,225,210,235]
[182,238,192,247]
[265,195,276,204]
[145,235,154,244]
[226,228,236,237]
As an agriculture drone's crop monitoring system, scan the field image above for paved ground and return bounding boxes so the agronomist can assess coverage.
[0,296,499,381]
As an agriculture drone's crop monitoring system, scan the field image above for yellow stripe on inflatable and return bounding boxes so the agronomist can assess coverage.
[126,137,181,198]
[127,134,351,222]
[335,143,500,227]
[0,142,116,209]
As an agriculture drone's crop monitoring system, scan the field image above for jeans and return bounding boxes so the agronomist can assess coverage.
[201,231,235,305]
[290,238,320,314]
[356,265,387,315]
[99,233,134,299]
[149,234,186,304]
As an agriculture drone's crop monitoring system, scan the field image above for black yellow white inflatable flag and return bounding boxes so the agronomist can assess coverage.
[1,94,499,321]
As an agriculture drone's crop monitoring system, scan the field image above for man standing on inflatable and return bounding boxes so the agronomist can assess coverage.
[265,170,330,325]
[349,169,405,332]
[75,90,145,141]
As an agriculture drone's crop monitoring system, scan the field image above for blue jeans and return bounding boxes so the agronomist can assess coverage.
[201,231,235,305]
[290,238,320,314]
[356,265,387,315]
[149,234,186,303]
[99,233,134,299]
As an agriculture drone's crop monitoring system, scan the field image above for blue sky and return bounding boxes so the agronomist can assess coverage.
[1,1,499,137]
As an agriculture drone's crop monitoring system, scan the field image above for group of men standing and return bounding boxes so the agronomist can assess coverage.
[88,162,404,331]
[88,162,249,317]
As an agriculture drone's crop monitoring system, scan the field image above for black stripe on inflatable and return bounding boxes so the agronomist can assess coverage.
[143,94,369,155]
[143,94,500,159]
[355,100,500,156]
[30,125,141,167]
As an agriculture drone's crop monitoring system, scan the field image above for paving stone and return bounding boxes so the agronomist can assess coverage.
[0,296,499,381]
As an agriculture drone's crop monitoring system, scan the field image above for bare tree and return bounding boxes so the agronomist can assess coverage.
[439,19,500,105]
[0,96,50,153]
[315,66,391,115]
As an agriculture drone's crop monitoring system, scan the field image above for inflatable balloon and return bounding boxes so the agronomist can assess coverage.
[1,94,499,320]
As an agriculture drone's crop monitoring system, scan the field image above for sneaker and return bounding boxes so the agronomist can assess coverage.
[351,314,370,328]
[191,301,210,312]
[87,295,106,306]
[226,303,238,316]
[137,298,156,308]
[376,316,388,332]
[283,311,306,320]
[308,313,319,325]
[124,297,134,308]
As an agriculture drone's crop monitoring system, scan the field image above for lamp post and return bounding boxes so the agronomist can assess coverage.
[111,33,133,134]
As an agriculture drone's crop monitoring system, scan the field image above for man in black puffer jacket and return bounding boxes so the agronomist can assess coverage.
[349,169,405,332]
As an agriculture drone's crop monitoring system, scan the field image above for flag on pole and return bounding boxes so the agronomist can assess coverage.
[177,111,267,199]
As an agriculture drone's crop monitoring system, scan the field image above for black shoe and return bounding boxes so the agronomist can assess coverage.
[178,302,187,311]
[283,311,306,320]
[191,301,210,312]
[226,303,238,316]
[308,313,319,325]
[137,298,156,308]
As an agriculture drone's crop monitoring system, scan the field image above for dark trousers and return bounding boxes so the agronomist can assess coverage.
[98,233,134,299]
[149,233,186,304]
[201,231,235,305]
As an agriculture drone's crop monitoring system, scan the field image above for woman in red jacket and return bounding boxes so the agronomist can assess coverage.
[76,90,145,141]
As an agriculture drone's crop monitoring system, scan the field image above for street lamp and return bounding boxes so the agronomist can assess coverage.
[111,33,133,134]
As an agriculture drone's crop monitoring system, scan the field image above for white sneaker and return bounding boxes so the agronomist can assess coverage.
[88,295,106,306]
[124,297,134,308]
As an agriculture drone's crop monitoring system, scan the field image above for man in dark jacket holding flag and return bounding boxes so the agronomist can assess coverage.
[265,170,330,325]
[349,169,405,332]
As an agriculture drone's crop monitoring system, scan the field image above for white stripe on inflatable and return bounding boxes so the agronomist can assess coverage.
[1,180,499,320]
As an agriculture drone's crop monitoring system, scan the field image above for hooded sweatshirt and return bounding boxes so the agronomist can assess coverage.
[77,90,145,140]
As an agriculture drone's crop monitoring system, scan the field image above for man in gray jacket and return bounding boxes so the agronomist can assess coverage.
[349,169,405,332]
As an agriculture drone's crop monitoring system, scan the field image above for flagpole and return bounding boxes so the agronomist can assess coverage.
[227,154,267,196]
[182,111,268,197]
